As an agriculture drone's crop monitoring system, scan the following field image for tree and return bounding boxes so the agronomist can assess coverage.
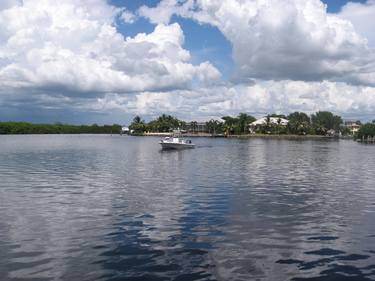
[276,117,282,134]
[238,113,256,134]
[311,111,343,135]
[262,115,272,134]
[221,116,238,135]
[357,123,375,139]
[0,122,122,134]
[133,116,142,124]
[129,115,147,134]
[222,113,256,135]
[147,114,181,132]
[287,112,311,135]
[205,119,223,135]
[191,121,198,133]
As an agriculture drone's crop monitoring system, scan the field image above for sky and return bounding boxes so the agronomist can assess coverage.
[0,0,374,124]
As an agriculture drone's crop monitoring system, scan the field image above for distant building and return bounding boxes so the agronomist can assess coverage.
[249,117,289,133]
[344,120,361,135]
[121,126,131,134]
[327,129,338,137]
[185,122,207,133]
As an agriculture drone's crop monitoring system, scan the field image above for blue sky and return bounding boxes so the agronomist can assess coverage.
[113,1,234,79]
[322,0,366,12]
[110,0,368,12]
[0,0,374,124]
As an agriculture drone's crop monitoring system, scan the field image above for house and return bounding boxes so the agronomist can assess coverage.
[249,117,289,133]
[344,120,361,135]
[327,129,338,137]
[121,126,131,134]
[185,122,207,133]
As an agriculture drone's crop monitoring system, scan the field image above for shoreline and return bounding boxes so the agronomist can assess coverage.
[142,132,343,140]
[0,133,353,141]
[226,134,338,140]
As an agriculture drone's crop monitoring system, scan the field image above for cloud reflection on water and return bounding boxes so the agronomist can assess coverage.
[0,136,375,280]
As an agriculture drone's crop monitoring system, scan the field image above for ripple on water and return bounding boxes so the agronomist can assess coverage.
[1,136,375,280]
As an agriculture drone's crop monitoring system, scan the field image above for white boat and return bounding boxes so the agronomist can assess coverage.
[159,133,195,150]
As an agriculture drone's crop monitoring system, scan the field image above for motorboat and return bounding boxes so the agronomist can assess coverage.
[159,132,195,150]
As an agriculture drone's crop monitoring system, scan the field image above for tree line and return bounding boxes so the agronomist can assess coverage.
[357,123,375,139]
[0,122,122,134]
[129,111,348,136]
[2,112,374,138]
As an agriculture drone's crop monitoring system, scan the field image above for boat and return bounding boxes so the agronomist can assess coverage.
[159,131,195,150]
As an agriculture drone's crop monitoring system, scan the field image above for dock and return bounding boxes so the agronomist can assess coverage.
[357,136,375,144]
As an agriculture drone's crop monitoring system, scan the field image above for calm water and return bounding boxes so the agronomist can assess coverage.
[1,135,375,281]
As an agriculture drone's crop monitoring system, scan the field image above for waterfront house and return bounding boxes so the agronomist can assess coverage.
[327,129,338,137]
[249,117,289,133]
[344,120,361,135]
[121,126,131,134]
[185,122,207,133]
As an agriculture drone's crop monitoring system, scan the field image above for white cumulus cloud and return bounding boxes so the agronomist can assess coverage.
[0,0,220,97]
[1,0,375,123]
[119,8,137,24]
[92,80,375,121]
[338,0,375,48]
[140,0,375,86]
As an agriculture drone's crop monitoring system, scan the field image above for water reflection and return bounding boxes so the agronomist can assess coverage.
[0,136,375,280]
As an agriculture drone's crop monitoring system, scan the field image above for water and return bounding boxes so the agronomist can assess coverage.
[1,135,375,281]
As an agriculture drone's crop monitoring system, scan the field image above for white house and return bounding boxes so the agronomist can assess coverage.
[250,117,289,126]
[344,120,361,135]
[121,126,130,134]
[249,117,289,133]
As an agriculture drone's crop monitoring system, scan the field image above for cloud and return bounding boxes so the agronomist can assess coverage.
[119,8,137,24]
[338,0,375,48]
[0,0,220,98]
[138,0,179,25]
[139,0,375,86]
[1,0,375,123]
[0,0,22,11]
[93,81,375,121]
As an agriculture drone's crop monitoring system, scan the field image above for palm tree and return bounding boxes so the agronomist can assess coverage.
[276,117,282,134]
[223,123,232,136]
[287,112,311,135]
[206,119,221,135]
[222,116,237,135]
[129,115,146,134]
[238,113,255,134]
[265,115,271,134]
[133,115,142,124]
[191,121,198,133]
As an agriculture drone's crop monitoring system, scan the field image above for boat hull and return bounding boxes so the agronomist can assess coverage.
[159,142,195,150]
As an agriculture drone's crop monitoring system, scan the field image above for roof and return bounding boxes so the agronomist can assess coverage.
[250,117,289,126]
[344,120,360,125]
